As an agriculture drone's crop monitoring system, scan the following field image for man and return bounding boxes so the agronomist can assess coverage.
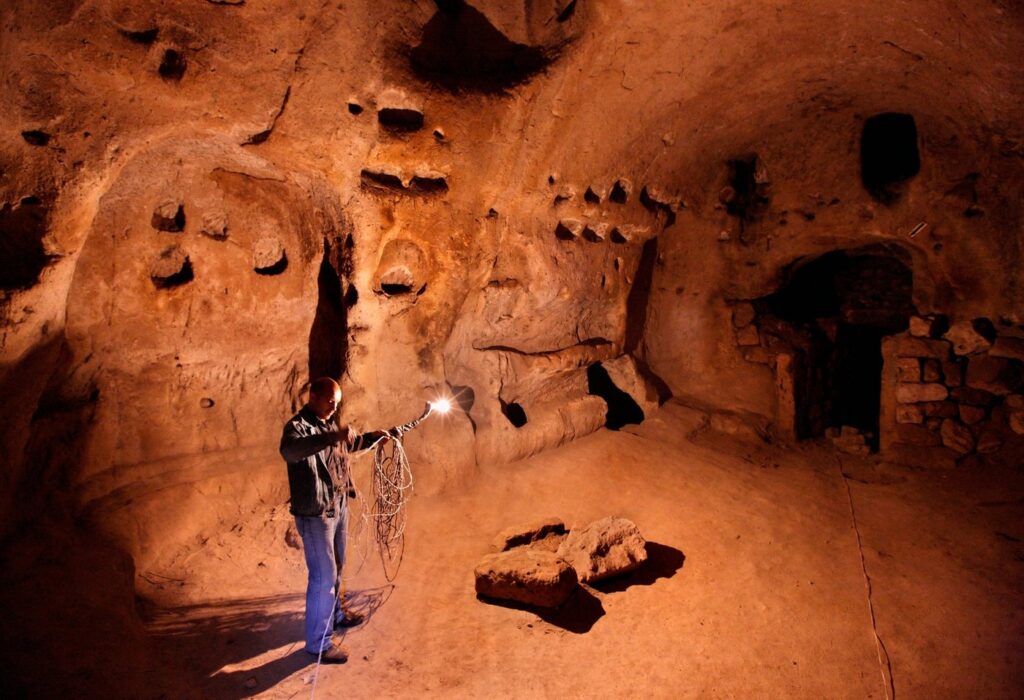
[279,377,429,663]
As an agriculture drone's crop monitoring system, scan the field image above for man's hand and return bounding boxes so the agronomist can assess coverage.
[329,427,349,446]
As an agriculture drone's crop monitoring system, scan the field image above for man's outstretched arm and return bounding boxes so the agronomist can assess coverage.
[280,422,346,462]
[348,403,432,452]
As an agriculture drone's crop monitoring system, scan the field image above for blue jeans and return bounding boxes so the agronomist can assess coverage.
[295,503,348,653]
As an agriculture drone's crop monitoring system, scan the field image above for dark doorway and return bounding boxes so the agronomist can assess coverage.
[755,246,913,448]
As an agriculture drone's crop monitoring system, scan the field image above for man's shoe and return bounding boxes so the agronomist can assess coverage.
[318,639,349,664]
[334,610,365,629]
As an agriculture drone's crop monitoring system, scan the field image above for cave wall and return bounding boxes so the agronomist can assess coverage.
[1,0,1022,574]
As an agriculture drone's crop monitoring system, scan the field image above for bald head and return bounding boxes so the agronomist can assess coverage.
[308,377,341,420]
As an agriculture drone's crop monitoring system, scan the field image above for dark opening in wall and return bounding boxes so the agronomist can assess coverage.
[500,399,528,428]
[347,102,364,115]
[408,174,449,193]
[724,154,770,224]
[308,239,348,381]
[587,363,644,430]
[755,246,914,448]
[0,197,52,290]
[411,1,549,91]
[556,0,578,22]
[254,255,288,276]
[121,27,158,45]
[152,203,185,232]
[360,169,405,191]
[610,179,629,204]
[625,238,658,353]
[584,186,602,204]
[21,130,51,146]
[378,107,425,132]
[381,282,414,296]
[860,113,920,204]
[343,283,359,307]
[151,259,194,289]
[158,49,187,81]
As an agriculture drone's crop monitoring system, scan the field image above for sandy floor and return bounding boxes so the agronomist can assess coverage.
[141,402,1024,699]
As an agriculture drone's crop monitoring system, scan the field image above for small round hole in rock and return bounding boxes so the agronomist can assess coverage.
[500,399,528,428]
[200,398,215,408]
[348,102,364,115]
[159,49,187,81]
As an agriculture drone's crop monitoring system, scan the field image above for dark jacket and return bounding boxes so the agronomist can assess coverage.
[280,405,428,516]
[279,406,376,517]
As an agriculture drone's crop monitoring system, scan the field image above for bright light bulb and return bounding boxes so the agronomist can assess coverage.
[431,398,452,414]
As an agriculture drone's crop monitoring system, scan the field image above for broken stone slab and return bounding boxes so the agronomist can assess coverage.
[474,548,577,608]
[253,237,287,274]
[989,336,1024,362]
[896,383,948,403]
[556,516,647,584]
[940,419,975,454]
[965,356,1023,396]
[491,517,567,552]
[1009,411,1024,435]
[832,437,871,456]
[944,321,993,356]
[895,336,951,359]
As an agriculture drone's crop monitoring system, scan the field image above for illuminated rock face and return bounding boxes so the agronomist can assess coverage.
[1,0,1023,572]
